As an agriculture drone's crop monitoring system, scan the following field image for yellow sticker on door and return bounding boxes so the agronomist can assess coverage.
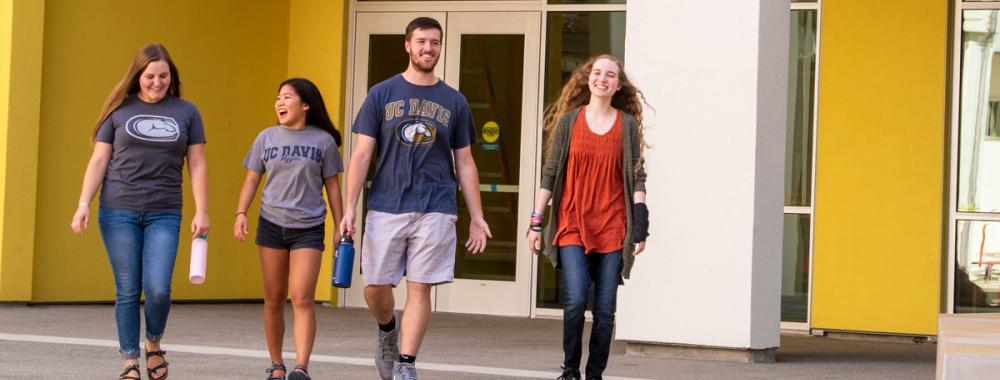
[482,121,500,143]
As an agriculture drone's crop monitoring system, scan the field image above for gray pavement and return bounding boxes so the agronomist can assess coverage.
[0,303,935,379]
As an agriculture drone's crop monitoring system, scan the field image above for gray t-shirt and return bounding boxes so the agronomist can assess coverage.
[242,125,343,228]
[95,95,206,211]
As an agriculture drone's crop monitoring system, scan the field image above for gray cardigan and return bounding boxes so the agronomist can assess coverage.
[539,107,647,279]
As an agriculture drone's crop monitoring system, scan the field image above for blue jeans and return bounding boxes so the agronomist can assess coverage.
[559,246,622,379]
[98,206,181,359]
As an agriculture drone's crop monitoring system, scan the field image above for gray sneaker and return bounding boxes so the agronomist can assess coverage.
[375,313,400,380]
[392,361,417,380]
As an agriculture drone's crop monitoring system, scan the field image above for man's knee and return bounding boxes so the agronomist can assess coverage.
[365,284,393,296]
[406,282,432,299]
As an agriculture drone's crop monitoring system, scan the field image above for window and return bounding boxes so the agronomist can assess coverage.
[781,2,819,325]
[953,7,1000,313]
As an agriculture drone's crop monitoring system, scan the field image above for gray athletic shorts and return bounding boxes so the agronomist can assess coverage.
[361,210,458,286]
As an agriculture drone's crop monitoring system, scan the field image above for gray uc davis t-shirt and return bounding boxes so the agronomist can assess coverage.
[352,74,476,215]
[95,95,206,211]
[242,125,343,228]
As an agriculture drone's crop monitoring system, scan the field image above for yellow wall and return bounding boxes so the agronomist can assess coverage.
[812,0,948,335]
[0,0,12,299]
[31,0,291,301]
[0,0,44,301]
[287,0,349,304]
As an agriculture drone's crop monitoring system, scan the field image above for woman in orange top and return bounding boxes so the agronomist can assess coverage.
[527,55,649,380]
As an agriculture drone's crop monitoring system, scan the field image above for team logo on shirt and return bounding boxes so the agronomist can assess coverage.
[396,119,437,146]
[261,145,324,164]
[125,115,180,142]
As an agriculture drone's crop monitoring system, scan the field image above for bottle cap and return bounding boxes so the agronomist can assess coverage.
[340,235,353,244]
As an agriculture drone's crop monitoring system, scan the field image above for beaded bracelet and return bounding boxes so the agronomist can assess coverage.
[529,212,543,225]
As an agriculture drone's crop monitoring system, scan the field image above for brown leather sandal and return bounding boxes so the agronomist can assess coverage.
[118,364,141,380]
[145,350,169,380]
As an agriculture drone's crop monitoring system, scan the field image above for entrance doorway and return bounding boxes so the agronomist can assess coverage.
[344,11,541,317]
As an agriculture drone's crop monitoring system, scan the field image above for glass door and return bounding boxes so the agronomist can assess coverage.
[344,11,447,310]
[434,12,540,316]
[345,12,541,317]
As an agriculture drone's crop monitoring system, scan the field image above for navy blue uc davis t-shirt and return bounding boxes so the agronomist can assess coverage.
[352,74,476,215]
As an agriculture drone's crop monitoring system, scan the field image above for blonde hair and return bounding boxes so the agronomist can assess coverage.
[542,54,648,161]
[92,44,181,142]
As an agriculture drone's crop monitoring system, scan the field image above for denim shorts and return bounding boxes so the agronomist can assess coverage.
[255,216,325,251]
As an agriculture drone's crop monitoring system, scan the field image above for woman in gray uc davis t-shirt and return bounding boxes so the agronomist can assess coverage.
[233,78,343,380]
[69,44,208,380]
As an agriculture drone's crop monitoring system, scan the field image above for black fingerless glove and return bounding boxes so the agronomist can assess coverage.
[632,203,649,242]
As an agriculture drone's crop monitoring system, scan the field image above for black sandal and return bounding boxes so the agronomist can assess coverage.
[287,364,311,380]
[118,364,141,380]
[265,362,287,380]
[145,350,169,380]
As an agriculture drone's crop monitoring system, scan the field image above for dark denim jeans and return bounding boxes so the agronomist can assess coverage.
[98,206,181,359]
[559,245,622,379]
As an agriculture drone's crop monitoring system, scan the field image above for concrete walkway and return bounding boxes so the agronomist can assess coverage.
[0,303,934,379]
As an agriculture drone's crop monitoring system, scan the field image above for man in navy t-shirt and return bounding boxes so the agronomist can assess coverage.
[339,17,491,380]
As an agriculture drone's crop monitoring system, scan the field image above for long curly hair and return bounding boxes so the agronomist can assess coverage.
[542,54,649,161]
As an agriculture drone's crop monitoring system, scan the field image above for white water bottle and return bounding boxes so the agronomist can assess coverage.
[189,236,207,284]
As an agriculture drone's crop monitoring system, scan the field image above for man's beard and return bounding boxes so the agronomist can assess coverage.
[411,55,438,73]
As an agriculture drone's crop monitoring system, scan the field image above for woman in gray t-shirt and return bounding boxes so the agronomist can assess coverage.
[69,44,209,380]
[234,78,343,380]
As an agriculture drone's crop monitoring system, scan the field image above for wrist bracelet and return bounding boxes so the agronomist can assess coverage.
[530,225,543,232]
[235,211,247,217]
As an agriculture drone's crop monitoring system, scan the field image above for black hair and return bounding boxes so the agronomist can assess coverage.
[278,78,342,147]
[405,17,443,41]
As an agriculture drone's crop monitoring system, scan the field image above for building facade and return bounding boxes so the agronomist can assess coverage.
[0,0,986,346]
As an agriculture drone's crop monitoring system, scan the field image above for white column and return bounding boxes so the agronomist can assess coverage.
[617,0,789,361]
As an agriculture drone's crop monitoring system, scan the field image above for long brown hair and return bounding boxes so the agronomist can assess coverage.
[542,54,648,161]
[278,78,342,147]
[91,44,181,142]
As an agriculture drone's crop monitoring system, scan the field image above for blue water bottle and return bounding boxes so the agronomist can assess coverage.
[332,235,355,288]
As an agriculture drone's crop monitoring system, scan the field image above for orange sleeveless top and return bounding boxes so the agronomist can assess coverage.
[553,108,627,254]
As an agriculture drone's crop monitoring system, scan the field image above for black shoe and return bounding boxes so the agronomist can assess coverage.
[557,366,581,380]
[287,364,311,380]
[265,362,286,380]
